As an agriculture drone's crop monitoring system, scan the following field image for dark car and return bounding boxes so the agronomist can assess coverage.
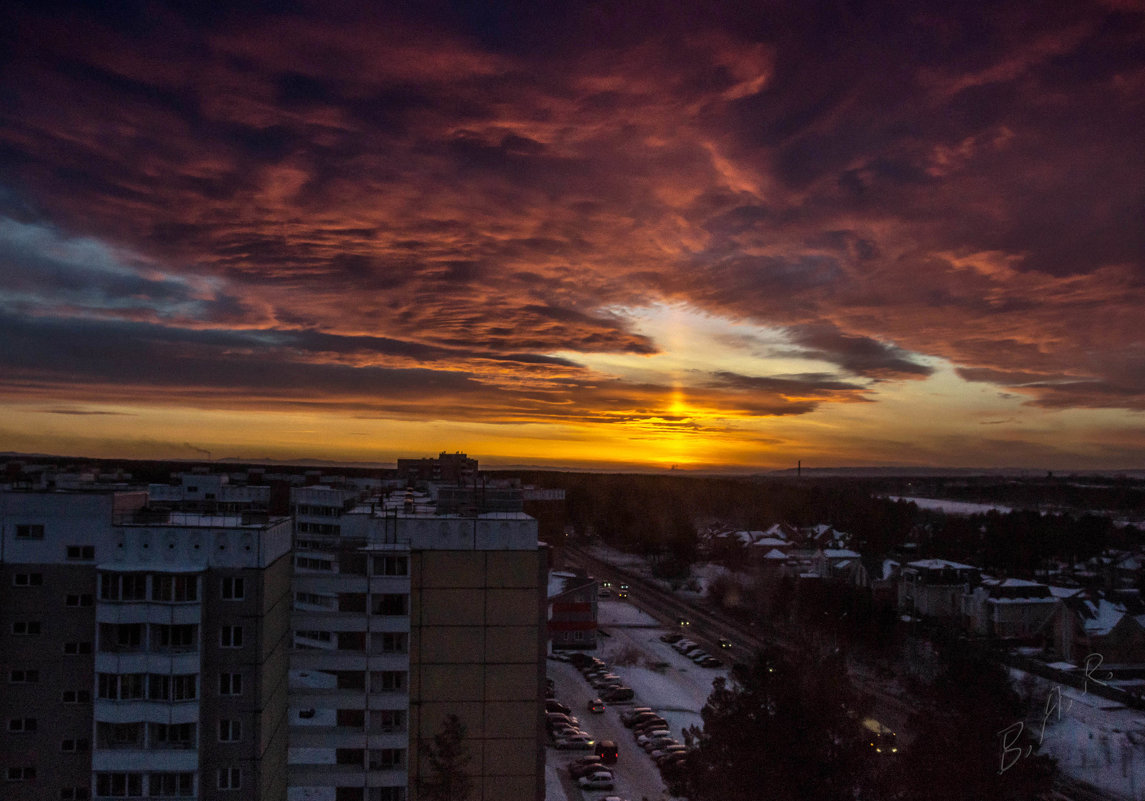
[595,739,619,765]
[588,698,606,713]
[602,686,634,702]
[718,637,734,649]
[699,656,723,668]
[620,707,654,726]
[659,632,684,644]
[546,699,571,714]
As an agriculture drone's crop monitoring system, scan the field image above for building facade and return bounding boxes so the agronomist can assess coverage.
[287,492,546,801]
[1,490,292,801]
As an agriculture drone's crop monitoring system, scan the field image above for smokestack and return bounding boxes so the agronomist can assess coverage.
[797,460,801,478]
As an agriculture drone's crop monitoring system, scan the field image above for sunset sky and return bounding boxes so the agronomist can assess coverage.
[1,1,1143,471]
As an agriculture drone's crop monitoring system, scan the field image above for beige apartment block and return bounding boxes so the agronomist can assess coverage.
[287,492,546,801]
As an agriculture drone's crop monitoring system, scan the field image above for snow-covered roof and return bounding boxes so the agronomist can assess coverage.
[750,537,789,548]
[764,548,788,560]
[822,548,860,558]
[908,558,978,571]
[1048,585,1084,599]
[1080,599,1126,636]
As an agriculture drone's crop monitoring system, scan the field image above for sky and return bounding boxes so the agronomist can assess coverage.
[0,0,1143,472]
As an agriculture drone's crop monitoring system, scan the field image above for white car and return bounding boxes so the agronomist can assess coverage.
[577,771,615,790]
[555,734,596,750]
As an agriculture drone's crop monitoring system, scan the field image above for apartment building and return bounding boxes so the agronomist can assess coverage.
[287,487,546,801]
[0,489,292,801]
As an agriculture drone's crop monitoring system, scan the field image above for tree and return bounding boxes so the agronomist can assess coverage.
[885,637,1056,801]
[668,644,872,801]
[420,714,473,801]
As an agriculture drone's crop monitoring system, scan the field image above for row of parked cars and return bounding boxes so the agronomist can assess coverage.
[554,651,636,702]
[659,631,724,668]
[620,706,689,776]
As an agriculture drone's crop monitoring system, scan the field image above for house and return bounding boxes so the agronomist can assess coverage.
[548,569,598,651]
[963,578,1059,641]
[1055,595,1145,664]
[898,558,980,620]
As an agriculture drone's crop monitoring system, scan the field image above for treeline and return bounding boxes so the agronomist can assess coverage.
[513,471,1144,578]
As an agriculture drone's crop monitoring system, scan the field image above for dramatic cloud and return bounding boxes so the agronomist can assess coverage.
[0,0,1142,467]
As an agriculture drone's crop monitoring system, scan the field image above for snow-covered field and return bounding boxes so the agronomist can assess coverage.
[1010,669,1145,800]
[887,495,1014,515]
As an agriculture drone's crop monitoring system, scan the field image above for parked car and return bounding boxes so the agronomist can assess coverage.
[555,734,596,750]
[569,754,604,770]
[699,656,723,668]
[546,699,571,714]
[569,760,608,779]
[620,707,654,726]
[659,632,684,644]
[588,698,606,713]
[689,651,711,663]
[577,771,615,790]
[651,745,687,761]
[546,712,579,727]
[602,686,634,702]
[636,730,671,746]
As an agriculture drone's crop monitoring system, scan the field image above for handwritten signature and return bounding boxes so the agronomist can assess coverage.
[998,653,1113,774]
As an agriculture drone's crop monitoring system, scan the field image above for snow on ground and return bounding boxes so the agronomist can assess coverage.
[1009,668,1145,800]
[886,496,1014,515]
[544,762,570,801]
[597,598,726,742]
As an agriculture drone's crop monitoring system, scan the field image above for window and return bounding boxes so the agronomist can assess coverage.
[295,592,336,609]
[15,523,44,540]
[13,572,42,586]
[64,641,93,655]
[9,669,39,683]
[152,575,197,602]
[221,577,244,600]
[218,719,242,742]
[97,722,143,749]
[336,631,365,651]
[219,672,242,696]
[369,789,406,801]
[217,767,241,791]
[373,594,408,615]
[7,766,36,781]
[368,748,404,770]
[150,723,195,749]
[337,790,364,801]
[373,632,407,654]
[61,738,90,752]
[338,593,367,612]
[335,671,366,690]
[98,673,145,700]
[66,545,95,560]
[100,573,146,601]
[66,593,93,607]
[154,624,196,651]
[60,788,91,800]
[220,626,243,648]
[148,773,193,797]
[337,709,365,728]
[96,773,142,797]
[336,748,364,765]
[370,709,404,733]
[100,623,144,651]
[62,689,91,703]
[372,555,408,576]
[296,556,333,571]
[7,718,36,732]
[146,674,197,702]
[370,671,405,692]
[12,621,41,635]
